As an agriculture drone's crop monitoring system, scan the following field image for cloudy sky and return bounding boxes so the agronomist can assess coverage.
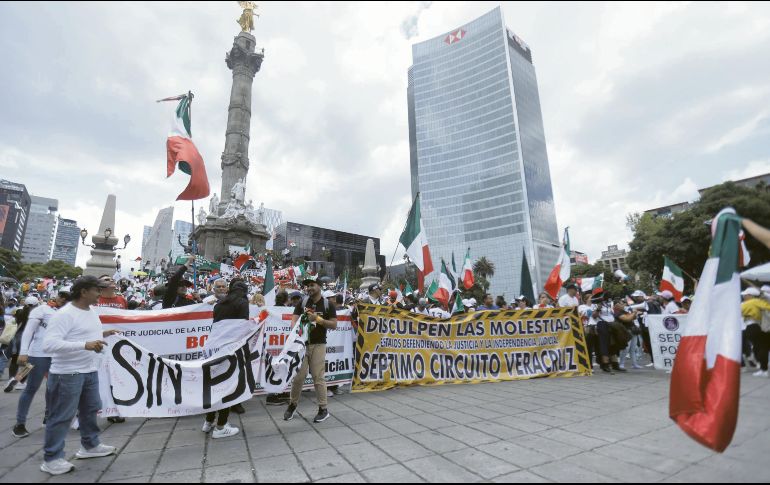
[1,1,769,270]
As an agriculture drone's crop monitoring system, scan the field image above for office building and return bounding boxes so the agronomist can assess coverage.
[408,7,560,297]
[597,245,628,273]
[272,221,384,279]
[0,179,32,253]
[21,196,58,263]
[51,217,80,266]
[170,220,194,261]
[140,207,174,270]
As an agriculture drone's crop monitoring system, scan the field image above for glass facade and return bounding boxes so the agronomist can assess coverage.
[0,179,31,253]
[51,217,79,266]
[273,222,384,280]
[170,220,194,262]
[21,196,58,263]
[408,7,560,298]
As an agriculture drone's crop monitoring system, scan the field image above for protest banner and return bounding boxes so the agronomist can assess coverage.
[647,314,687,370]
[98,325,264,418]
[352,304,591,392]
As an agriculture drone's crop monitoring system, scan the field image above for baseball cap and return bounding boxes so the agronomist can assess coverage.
[24,296,39,306]
[742,287,761,297]
[322,290,335,299]
[681,296,693,303]
[301,274,319,286]
[761,285,770,294]
[657,290,674,300]
[631,290,647,298]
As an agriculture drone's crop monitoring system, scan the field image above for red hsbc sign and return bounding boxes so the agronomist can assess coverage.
[444,29,466,45]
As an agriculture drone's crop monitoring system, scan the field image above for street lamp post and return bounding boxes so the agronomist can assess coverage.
[80,227,131,251]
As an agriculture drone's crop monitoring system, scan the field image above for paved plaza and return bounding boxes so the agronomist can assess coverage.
[0,368,769,483]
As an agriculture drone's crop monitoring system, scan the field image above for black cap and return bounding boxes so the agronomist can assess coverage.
[566,283,579,291]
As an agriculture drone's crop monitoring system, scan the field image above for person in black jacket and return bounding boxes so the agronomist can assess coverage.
[162,256,196,309]
[202,279,249,439]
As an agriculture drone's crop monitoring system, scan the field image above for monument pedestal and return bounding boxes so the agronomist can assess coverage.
[84,194,120,277]
[359,238,381,289]
[194,214,269,262]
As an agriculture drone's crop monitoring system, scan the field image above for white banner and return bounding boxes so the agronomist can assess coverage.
[98,325,264,418]
[261,319,309,393]
[647,314,687,370]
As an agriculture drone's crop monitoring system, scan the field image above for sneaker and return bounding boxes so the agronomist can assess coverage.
[266,394,286,406]
[71,417,79,430]
[313,408,330,423]
[632,364,643,370]
[231,403,245,414]
[752,370,769,378]
[283,404,297,421]
[4,378,17,393]
[12,424,29,438]
[645,363,654,368]
[107,416,125,424]
[327,390,334,398]
[75,443,116,459]
[41,458,74,475]
[14,382,26,391]
[202,421,214,433]
[212,423,239,439]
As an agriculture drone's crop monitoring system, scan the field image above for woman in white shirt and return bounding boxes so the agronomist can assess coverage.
[12,290,72,438]
[578,293,598,368]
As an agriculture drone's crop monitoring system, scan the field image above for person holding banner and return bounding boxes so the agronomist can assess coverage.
[162,255,196,309]
[284,276,337,424]
[40,276,121,476]
[202,279,251,438]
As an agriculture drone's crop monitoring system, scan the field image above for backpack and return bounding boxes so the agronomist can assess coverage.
[301,296,330,315]
[761,310,770,333]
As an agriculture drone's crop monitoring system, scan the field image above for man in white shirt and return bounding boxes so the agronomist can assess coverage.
[658,290,681,314]
[40,276,121,476]
[558,284,580,308]
[11,289,72,438]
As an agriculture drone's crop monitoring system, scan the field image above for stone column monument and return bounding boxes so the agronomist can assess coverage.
[83,195,120,277]
[359,239,381,289]
[193,3,269,262]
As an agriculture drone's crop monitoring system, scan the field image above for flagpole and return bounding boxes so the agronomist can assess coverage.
[385,192,420,284]
[191,199,197,291]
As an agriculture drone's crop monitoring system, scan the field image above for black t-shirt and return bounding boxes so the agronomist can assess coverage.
[294,296,337,344]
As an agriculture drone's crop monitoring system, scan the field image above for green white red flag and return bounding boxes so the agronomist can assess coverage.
[577,275,604,294]
[432,259,455,308]
[544,228,571,300]
[462,247,474,289]
[660,256,685,302]
[399,194,434,288]
[669,208,743,453]
[262,254,276,307]
[161,93,210,201]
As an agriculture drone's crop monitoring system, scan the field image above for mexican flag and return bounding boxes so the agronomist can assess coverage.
[432,259,455,308]
[462,247,474,290]
[399,194,434,280]
[544,228,571,300]
[451,291,465,315]
[450,251,460,287]
[669,208,743,453]
[660,256,685,302]
[426,280,439,304]
[161,93,210,201]
[233,253,256,271]
[262,254,276,306]
[577,275,604,294]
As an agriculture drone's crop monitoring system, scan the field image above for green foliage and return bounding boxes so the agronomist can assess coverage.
[18,260,83,281]
[473,257,495,280]
[627,182,770,293]
[0,248,23,280]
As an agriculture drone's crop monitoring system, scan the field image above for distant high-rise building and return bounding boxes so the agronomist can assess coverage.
[170,220,194,262]
[260,207,284,235]
[0,179,32,253]
[407,7,560,296]
[51,217,80,266]
[21,196,59,263]
[142,226,152,251]
[140,207,174,270]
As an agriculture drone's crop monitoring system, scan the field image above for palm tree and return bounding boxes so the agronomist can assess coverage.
[473,257,495,280]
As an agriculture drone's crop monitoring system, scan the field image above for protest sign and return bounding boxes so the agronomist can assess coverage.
[352,304,591,392]
[647,314,687,370]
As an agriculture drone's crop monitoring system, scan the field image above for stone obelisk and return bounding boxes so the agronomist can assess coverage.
[360,239,381,289]
[83,194,120,277]
[217,32,264,215]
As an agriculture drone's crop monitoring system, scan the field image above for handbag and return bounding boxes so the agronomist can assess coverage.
[0,318,18,346]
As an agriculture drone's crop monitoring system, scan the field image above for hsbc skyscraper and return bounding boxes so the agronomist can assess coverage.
[407,7,561,298]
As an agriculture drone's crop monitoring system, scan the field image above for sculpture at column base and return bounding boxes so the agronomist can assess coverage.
[193,210,269,262]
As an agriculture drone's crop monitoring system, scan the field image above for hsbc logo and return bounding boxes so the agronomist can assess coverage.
[444,29,466,45]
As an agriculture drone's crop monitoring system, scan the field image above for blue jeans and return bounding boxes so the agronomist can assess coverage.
[44,372,102,462]
[16,356,51,426]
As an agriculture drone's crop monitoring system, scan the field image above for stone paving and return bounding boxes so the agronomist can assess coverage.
[1,366,769,483]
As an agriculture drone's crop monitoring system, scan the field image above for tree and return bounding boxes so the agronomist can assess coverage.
[18,259,83,281]
[473,257,495,280]
[0,248,23,280]
[626,182,770,293]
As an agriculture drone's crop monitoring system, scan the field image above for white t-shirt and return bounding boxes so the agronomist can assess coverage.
[44,303,104,374]
[664,301,680,315]
[20,304,57,357]
[578,304,597,327]
[558,295,580,308]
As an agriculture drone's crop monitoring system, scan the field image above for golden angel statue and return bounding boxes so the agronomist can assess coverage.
[237,1,259,33]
